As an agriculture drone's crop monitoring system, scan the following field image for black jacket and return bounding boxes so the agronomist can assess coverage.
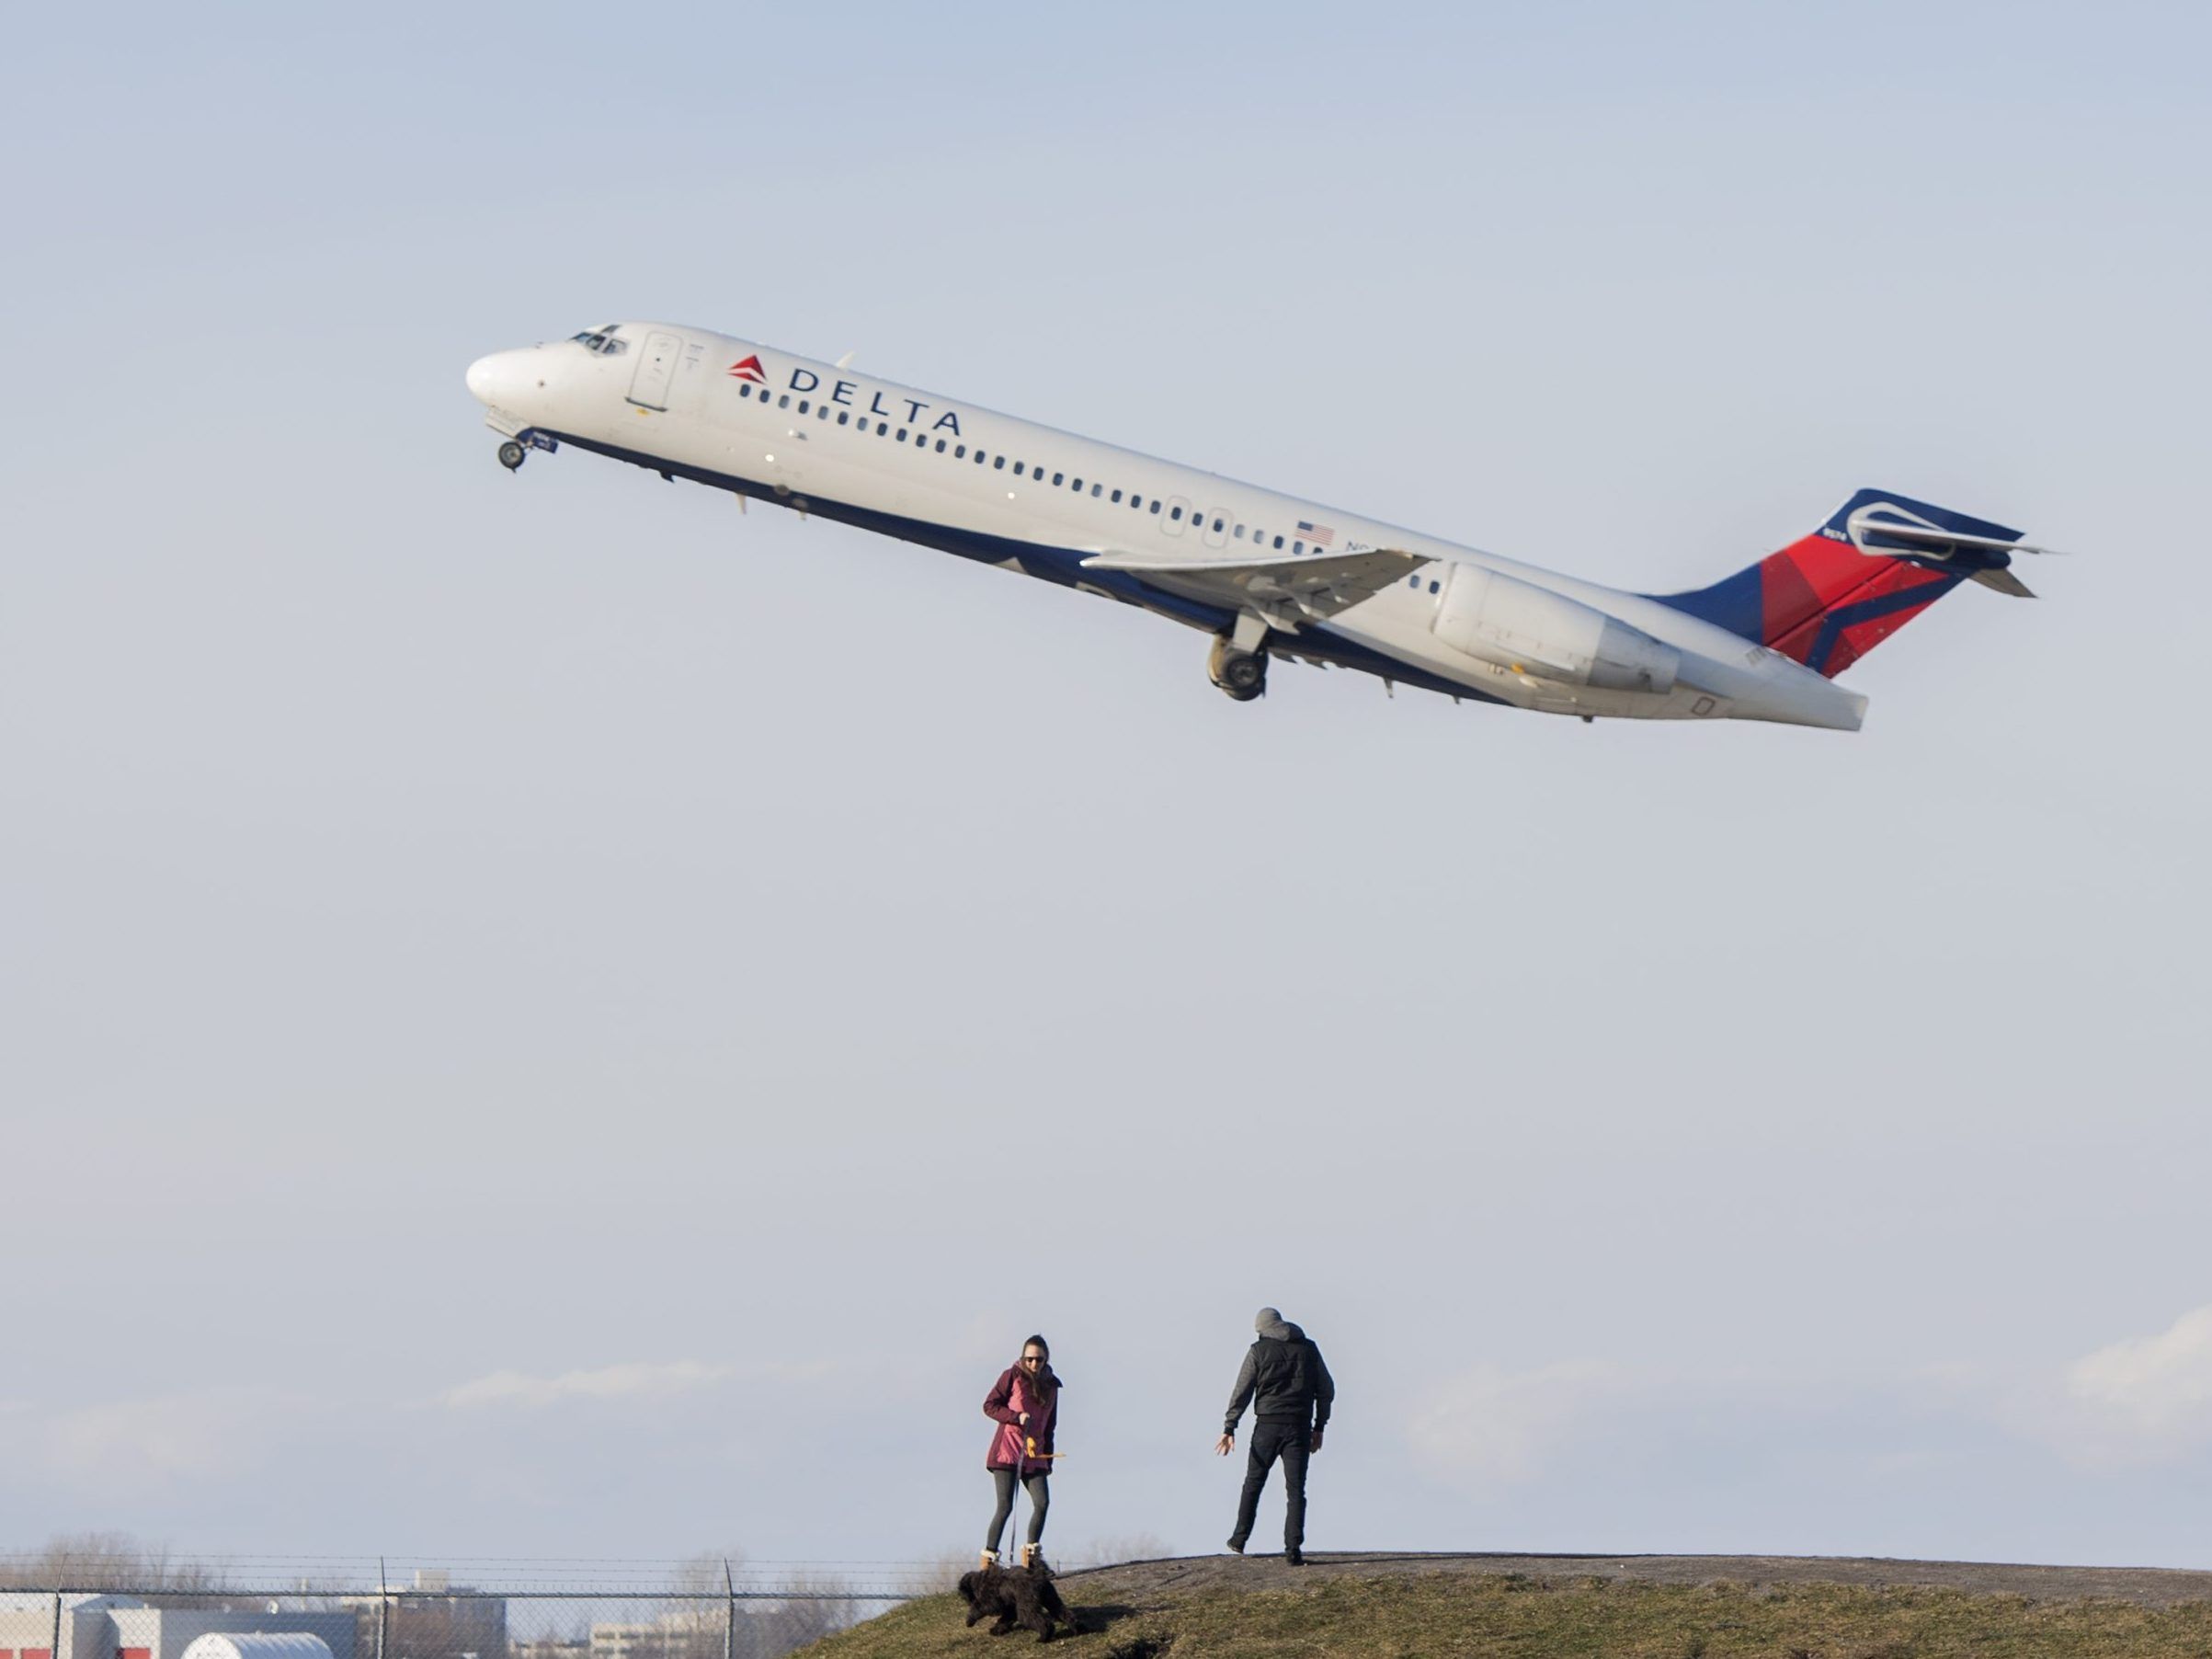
[1224,1323,1335,1434]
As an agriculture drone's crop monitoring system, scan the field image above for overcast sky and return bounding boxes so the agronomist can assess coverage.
[5,0,2209,1576]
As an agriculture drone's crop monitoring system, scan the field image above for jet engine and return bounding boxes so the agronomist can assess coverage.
[1431,565,1680,693]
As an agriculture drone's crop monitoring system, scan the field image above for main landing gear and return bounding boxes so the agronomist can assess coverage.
[1208,635,1269,702]
[496,440,527,472]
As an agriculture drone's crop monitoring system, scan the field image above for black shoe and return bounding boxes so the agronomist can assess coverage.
[1225,1538,1246,1555]
[1285,1548,1305,1567]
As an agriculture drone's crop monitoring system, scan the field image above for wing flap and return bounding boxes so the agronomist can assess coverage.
[1081,548,1431,623]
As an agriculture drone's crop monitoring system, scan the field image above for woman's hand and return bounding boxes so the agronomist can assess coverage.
[1019,1413,1031,1426]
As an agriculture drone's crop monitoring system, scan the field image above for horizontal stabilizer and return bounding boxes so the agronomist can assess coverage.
[1971,566,2036,598]
[1846,511,2069,563]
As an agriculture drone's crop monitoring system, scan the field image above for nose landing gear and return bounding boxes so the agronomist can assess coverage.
[495,430,559,472]
[1208,635,1269,702]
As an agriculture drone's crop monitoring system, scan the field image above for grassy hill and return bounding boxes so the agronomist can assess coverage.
[799,1552,2212,1658]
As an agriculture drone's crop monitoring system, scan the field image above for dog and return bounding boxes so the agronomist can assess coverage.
[955,1557,1077,1642]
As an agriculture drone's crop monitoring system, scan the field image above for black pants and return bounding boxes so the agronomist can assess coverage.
[1231,1417,1311,1550]
[986,1468,1051,1551]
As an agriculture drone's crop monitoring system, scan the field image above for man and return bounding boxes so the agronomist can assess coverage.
[1215,1306,1335,1565]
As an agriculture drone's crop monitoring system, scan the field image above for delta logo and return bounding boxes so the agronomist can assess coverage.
[726,353,967,436]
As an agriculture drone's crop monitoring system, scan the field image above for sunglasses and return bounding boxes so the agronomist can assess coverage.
[1021,1355,1045,1363]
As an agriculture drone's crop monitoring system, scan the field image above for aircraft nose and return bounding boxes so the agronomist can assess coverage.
[466,347,543,409]
[465,350,515,406]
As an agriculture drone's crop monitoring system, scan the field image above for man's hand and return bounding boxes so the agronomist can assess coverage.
[1309,1427,1324,1454]
[1214,1433,1235,1457]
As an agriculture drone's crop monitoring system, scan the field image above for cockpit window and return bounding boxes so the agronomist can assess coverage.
[569,326,627,356]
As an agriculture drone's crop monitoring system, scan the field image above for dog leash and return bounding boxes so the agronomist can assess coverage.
[1000,1371,1040,1566]
[1008,1418,1025,1567]
[1005,1401,1066,1564]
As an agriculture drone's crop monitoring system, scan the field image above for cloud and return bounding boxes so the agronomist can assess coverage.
[1409,1359,1635,1487]
[2035,1303,2212,1464]
[1414,1314,2212,1493]
[2066,1304,2212,1434]
[442,1359,755,1410]
[1409,1356,2017,1493]
[44,1392,279,1482]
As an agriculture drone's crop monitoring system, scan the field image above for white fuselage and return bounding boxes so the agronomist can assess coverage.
[464,322,1865,730]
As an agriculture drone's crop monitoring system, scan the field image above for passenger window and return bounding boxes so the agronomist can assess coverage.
[877,421,889,435]
[1212,518,1224,532]
[956,444,967,458]
[1430,580,1441,594]
[936,439,948,452]
[1234,525,1246,539]
[995,456,1006,469]
[1130,495,1142,509]
[1111,489,1123,503]
[1053,472,1065,486]
[816,405,829,419]
[838,411,849,425]
[1071,478,1083,491]
[738,383,753,398]
[778,395,791,409]
[797,399,809,415]
[1091,483,1102,497]
[1293,541,1304,555]
[1150,501,1162,515]
[1171,507,1183,521]
[1272,535,1284,549]
[1408,577,1418,589]
[1013,463,1025,475]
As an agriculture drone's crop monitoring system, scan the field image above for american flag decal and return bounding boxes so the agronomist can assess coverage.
[1297,520,1336,547]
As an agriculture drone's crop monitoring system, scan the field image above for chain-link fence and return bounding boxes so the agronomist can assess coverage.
[0,1562,937,1659]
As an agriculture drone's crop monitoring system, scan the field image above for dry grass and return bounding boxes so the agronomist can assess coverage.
[798,1566,2212,1658]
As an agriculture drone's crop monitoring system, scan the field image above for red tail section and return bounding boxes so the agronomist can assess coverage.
[1654,489,2027,678]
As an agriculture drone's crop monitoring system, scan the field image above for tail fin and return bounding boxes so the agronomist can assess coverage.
[1654,488,2035,679]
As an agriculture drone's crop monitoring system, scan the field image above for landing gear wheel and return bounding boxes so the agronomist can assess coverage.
[1219,653,1266,697]
[496,440,527,471]
[1208,637,1268,702]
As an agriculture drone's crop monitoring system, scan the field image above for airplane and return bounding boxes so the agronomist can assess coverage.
[464,322,2058,730]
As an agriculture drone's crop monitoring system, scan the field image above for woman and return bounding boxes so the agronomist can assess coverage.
[981,1333,1062,1568]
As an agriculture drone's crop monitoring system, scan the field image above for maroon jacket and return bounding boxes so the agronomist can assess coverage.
[983,1362,1063,1471]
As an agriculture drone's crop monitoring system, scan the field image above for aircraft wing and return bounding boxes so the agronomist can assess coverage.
[1080,547,1431,623]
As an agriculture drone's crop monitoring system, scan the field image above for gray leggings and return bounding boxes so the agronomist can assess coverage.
[986,1469,1050,1551]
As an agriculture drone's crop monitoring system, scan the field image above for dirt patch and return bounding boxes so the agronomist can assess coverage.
[1060,1550,2212,1608]
[798,1555,2212,1657]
